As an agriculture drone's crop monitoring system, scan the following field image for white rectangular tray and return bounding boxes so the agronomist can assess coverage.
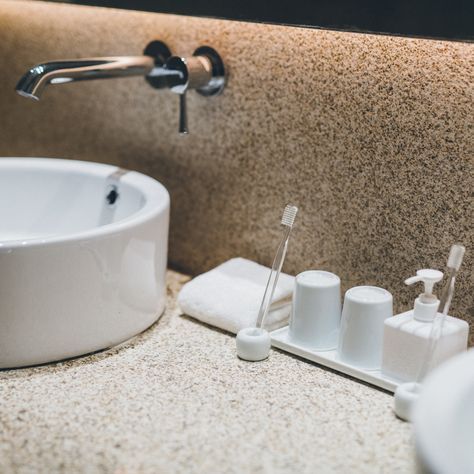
[270,326,399,392]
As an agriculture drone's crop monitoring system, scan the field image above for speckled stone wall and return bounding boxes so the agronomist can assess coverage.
[0,1,472,341]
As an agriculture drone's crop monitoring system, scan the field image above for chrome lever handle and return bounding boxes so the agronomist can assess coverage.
[167,47,225,135]
[144,42,226,135]
[179,92,188,135]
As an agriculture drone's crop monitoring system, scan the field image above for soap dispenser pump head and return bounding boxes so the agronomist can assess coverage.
[405,269,443,298]
[405,269,443,322]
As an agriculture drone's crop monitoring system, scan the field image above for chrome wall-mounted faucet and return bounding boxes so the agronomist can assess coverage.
[15,41,226,134]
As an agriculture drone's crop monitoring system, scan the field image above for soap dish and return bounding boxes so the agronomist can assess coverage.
[270,326,399,392]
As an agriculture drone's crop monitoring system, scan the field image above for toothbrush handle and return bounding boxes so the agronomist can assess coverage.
[439,269,455,314]
[416,312,445,382]
[256,227,291,329]
[415,277,454,382]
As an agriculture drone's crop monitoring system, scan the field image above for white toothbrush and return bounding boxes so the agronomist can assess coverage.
[236,204,298,362]
[255,204,298,329]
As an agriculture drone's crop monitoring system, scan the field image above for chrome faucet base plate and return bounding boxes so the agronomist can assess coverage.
[193,46,226,97]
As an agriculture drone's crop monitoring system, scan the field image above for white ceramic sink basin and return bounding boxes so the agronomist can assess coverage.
[0,158,169,368]
[413,349,474,474]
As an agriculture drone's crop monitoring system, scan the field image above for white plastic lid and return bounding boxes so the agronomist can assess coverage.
[296,270,340,287]
[346,286,392,304]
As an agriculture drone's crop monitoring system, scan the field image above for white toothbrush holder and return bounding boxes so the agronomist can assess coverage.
[236,327,271,361]
[337,286,393,370]
[289,270,341,350]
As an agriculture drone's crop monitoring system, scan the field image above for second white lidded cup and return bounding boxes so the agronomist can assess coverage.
[337,286,393,370]
[289,270,341,350]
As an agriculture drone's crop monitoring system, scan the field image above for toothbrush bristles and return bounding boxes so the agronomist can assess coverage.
[281,204,298,227]
[447,244,465,271]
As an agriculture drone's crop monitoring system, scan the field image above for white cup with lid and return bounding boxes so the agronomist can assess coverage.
[289,270,341,350]
[337,286,393,369]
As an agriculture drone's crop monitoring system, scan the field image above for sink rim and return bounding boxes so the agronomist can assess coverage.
[0,157,169,250]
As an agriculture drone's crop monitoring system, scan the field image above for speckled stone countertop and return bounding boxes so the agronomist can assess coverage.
[0,271,414,473]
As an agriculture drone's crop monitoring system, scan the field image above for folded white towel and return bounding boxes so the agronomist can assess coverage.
[178,258,295,334]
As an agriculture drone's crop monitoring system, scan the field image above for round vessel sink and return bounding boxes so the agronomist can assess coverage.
[0,158,169,368]
[413,349,474,474]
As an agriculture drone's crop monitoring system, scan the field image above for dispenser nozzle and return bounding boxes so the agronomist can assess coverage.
[405,269,443,298]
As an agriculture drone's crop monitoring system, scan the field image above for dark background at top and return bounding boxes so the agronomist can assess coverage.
[56,0,473,41]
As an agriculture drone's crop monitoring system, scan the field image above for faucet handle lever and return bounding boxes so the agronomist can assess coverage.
[166,47,226,135]
[178,92,188,135]
[145,44,225,135]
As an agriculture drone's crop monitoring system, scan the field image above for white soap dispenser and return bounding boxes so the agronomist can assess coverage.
[382,268,469,382]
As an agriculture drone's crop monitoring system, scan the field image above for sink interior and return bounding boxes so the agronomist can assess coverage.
[0,161,146,243]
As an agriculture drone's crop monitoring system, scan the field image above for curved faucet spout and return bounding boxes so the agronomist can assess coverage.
[14,40,226,134]
[16,56,155,100]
